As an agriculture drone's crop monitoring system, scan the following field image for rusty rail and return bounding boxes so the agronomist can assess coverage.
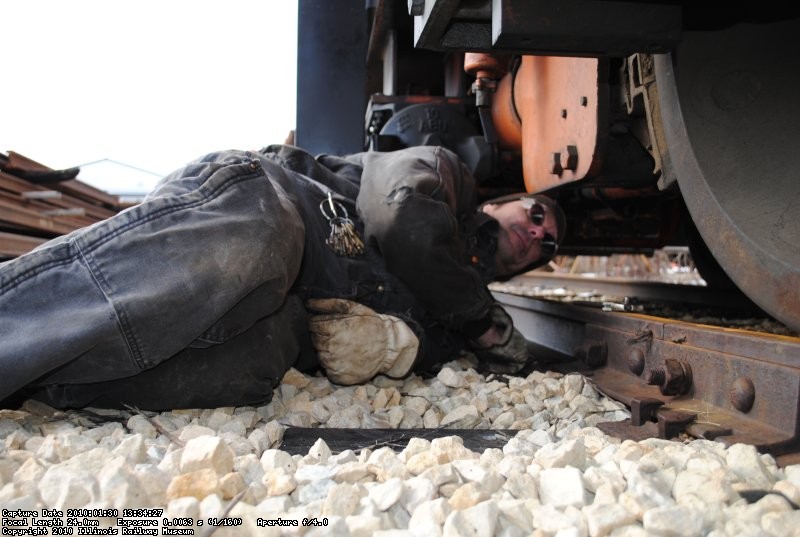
[492,271,763,314]
[493,290,800,466]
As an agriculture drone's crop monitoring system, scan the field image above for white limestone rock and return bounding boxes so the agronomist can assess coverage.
[772,479,800,505]
[126,414,157,438]
[582,502,636,537]
[401,476,437,514]
[264,420,285,447]
[11,456,45,498]
[132,463,169,506]
[423,408,441,428]
[448,481,490,510]
[369,477,405,511]
[672,469,738,504]
[323,482,364,517]
[539,467,588,508]
[344,516,383,537]
[408,497,451,531]
[112,433,146,465]
[166,468,220,500]
[295,478,336,504]
[501,472,539,501]
[430,436,476,464]
[166,496,200,518]
[307,437,332,464]
[451,459,504,494]
[534,437,587,469]
[496,498,534,533]
[726,443,775,489]
[98,457,149,508]
[282,367,312,389]
[368,447,409,481]
[761,509,800,537]
[260,448,297,473]
[38,448,111,508]
[404,450,438,475]
[642,504,705,536]
[178,424,216,442]
[584,461,626,496]
[442,500,498,537]
[333,461,371,483]
[263,468,297,496]
[179,435,234,475]
[437,367,468,389]
[295,463,337,484]
[37,432,98,462]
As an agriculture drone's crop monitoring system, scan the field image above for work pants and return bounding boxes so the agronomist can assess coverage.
[0,151,310,409]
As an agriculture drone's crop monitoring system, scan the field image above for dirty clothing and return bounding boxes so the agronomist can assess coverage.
[0,145,498,410]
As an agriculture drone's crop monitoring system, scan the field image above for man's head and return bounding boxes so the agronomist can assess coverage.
[480,194,566,278]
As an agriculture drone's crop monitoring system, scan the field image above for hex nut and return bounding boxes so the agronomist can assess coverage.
[661,358,693,396]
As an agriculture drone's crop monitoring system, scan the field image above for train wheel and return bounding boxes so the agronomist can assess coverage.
[684,212,736,291]
[655,18,800,332]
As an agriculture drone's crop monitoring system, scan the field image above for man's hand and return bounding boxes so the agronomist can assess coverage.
[306,298,419,385]
[469,303,530,374]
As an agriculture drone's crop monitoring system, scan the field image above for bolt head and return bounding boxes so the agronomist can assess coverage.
[730,377,755,413]
[628,348,645,376]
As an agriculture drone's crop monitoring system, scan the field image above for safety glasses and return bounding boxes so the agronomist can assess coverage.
[521,198,558,258]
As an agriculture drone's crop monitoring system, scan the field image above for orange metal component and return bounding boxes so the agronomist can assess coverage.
[464,52,511,80]
[492,56,605,193]
[492,73,522,149]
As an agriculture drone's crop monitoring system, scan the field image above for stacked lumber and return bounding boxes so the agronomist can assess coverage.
[0,151,128,260]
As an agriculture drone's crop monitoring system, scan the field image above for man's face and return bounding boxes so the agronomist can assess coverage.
[481,198,559,277]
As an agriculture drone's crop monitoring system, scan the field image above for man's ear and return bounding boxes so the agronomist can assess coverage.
[480,203,497,215]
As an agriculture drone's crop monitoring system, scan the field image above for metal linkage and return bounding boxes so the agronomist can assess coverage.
[494,291,800,465]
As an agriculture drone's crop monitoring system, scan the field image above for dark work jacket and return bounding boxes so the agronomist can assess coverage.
[259,144,499,371]
[1,145,499,410]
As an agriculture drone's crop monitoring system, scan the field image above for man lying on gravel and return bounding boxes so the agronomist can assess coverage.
[0,144,564,410]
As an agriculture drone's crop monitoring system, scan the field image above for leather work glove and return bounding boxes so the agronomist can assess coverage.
[306,298,420,385]
[468,303,530,374]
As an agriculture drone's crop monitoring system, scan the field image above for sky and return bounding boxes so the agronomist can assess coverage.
[2,0,298,195]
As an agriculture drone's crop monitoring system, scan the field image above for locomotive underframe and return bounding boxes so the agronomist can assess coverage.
[295,0,800,455]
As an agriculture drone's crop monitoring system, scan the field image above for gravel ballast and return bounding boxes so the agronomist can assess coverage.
[1,357,799,537]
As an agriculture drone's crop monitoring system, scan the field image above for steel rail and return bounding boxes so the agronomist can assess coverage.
[491,272,761,313]
[493,290,800,466]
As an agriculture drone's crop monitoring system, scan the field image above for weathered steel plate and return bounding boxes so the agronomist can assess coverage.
[494,291,800,462]
[279,427,514,455]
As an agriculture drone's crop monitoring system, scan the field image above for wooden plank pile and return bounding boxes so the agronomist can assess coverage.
[0,151,129,260]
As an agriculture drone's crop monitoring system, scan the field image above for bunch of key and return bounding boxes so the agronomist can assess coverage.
[320,193,365,257]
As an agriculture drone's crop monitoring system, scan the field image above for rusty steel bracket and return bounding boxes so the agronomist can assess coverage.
[602,400,695,441]
[630,397,664,426]
[657,409,696,439]
[495,291,800,461]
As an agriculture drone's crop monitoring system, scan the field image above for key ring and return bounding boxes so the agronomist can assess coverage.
[319,193,349,220]
[318,193,365,257]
